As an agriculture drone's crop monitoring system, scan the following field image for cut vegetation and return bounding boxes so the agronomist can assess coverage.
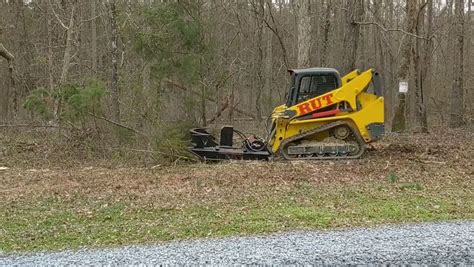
[0,129,473,252]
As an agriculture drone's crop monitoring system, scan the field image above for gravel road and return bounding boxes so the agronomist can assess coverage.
[1,221,473,265]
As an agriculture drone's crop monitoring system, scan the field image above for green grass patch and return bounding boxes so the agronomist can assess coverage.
[1,180,472,252]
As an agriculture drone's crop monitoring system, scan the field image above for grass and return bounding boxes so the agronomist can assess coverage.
[0,164,472,252]
[1,128,473,252]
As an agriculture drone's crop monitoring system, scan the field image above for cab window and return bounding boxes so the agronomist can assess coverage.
[296,74,339,103]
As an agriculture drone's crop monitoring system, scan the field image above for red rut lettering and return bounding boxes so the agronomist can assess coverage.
[297,93,334,115]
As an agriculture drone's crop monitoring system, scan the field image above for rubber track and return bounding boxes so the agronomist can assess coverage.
[279,120,366,160]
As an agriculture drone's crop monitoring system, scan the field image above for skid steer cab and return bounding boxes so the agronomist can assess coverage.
[190,67,385,161]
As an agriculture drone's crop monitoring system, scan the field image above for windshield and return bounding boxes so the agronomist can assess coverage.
[296,74,339,103]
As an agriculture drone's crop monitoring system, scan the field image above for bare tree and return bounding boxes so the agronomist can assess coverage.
[108,0,121,123]
[253,0,266,119]
[48,0,78,121]
[91,0,98,76]
[418,0,434,132]
[319,0,332,67]
[392,0,419,132]
[0,42,14,121]
[296,0,311,68]
[46,2,54,92]
[449,0,465,127]
[263,1,273,112]
[342,0,364,74]
[56,2,76,86]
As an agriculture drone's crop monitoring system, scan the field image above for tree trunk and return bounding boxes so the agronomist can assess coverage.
[59,7,75,85]
[52,2,77,121]
[254,0,265,120]
[47,5,54,92]
[200,80,207,127]
[466,0,472,120]
[91,0,98,76]
[342,0,364,74]
[109,0,121,123]
[320,0,332,67]
[385,0,396,129]
[419,0,434,133]
[373,0,389,128]
[449,0,465,127]
[392,0,418,132]
[0,43,14,122]
[410,1,427,132]
[264,7,273,114]
[296,0,311,68]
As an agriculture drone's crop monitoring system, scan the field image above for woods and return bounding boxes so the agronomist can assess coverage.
[0,0,473,147]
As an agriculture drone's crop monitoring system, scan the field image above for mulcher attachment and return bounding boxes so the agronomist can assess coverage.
[190,126,271,161]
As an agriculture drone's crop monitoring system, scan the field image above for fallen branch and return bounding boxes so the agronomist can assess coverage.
[419,160,446,165]
[383,160,390,170]
[88,113,145,136]
[0,124,58,128]
[111,147,198,162]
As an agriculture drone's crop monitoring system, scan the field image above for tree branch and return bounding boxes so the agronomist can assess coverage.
[263,1,289,69]
[48,0,69,30]
[354,21,434,40]
[163,79,256,119]
[207,96,230,124]
[0,43,14,70]
[88,113,145,136]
